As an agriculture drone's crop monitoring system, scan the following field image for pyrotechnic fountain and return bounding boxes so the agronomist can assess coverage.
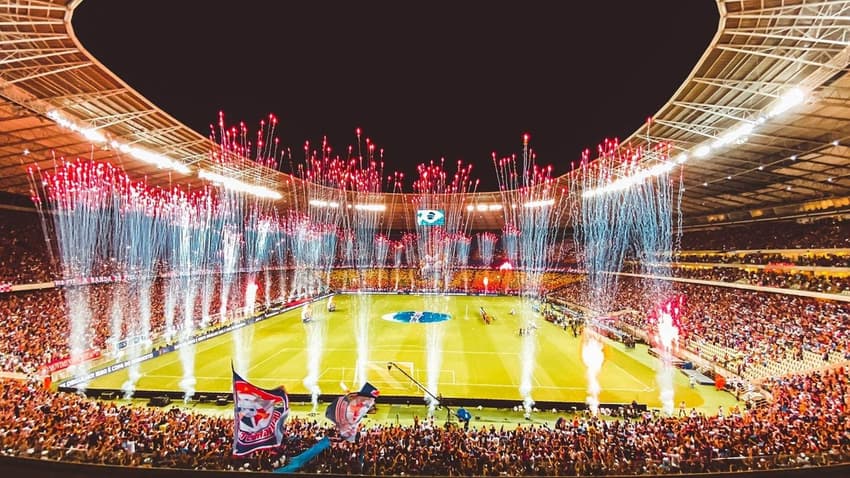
[411,158,478,414]
[493,134,566,416]
[209,113,284,379]
[374,234,391,290]
[165,190,192,398]
[297,165,335,406]
[30,161,204,395]
[174,190,212,399]
[293,132,380,404]
[343,132,399,389]
[402,232,419,290]
[287,215,330,411]
[651,296,683,414]
[477,231,497,269]
[502,223,519,268]
[570,136,682,414]
[272,213,290,303]
[454,234,471,291]
[28,109,292,395]
[30,160,127,391]
[581,334,604,415]
[392,240,404,290]
[115,180,166,396]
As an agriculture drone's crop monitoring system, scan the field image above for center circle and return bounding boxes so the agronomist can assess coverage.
[381,311,452,324]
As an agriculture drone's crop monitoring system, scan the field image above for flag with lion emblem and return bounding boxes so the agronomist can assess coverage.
[232,367,289,455]
[325,382,379,442]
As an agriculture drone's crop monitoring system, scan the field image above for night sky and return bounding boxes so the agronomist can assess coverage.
[72,1,718,192]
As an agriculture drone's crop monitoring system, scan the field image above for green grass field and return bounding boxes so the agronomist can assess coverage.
[87,294,734,410]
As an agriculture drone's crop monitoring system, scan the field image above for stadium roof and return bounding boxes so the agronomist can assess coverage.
[1,0,850,230]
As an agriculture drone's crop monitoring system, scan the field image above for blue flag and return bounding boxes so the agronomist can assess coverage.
[232,369,289,456]
[325,382,379,442]
[273,437,331,473]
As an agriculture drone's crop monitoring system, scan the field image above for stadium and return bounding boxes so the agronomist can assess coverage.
[1,0,850,477]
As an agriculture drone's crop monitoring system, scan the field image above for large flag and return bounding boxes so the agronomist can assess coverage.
[232,368,289,455]
[273,437,331,474]
[325,382,379,442]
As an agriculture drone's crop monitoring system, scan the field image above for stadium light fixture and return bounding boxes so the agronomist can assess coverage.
[199,169,282,199]
[47,110,191,175]
[468,203,503,212]
[523,198,555,208]
[308,199,340,208]
[766,87,805,118]
[110,141,191,175]
[712,122,754,149]
[583,161,675,198]
[353,203,386,212]
[693,145,711,158]
[581,86,807,198]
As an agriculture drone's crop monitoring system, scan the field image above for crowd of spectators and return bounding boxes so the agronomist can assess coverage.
[0,263,560,376]
[681,218,850,251]
[667,266,850,295]
[0,263,588,376]
[3,208,850,474]
[0,218,849,475]
[0,270,291,374]
[676,252,850,267]
[0,210,56,284]
[1,366,848,474]
[327,268,572,295]
[551,277,850,379]
[3,260,847,382]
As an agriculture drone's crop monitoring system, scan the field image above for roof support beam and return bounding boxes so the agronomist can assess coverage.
[0,47,77,65]
[0,33,68,46]
[716,44,845,70]
[5,60,91,84]
[671,101,758,123]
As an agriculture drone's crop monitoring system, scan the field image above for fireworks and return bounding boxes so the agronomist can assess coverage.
[493,134,567,415]
[30,160,149,391]
[374,234,391,289]
[392,240,404,290]
[26,118,689,418]
[570,139,678,310]
[454,234,471,291]
[501,223,520,267]
[476,231,498,269]
[409,158,478,413]
[291,130,401,394]
[569,136,682,414]
[210,113,288,379]
[650,295,684,414]
[581,333,604,416]
[411,158,478,291]
[344,133,397,388]
[28,113,291,395]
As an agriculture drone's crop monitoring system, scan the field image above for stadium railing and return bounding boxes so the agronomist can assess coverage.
[1,453,850,478]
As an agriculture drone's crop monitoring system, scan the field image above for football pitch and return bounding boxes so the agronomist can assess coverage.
[87,294,723,409]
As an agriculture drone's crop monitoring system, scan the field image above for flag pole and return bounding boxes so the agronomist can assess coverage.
[387,361,454,424]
